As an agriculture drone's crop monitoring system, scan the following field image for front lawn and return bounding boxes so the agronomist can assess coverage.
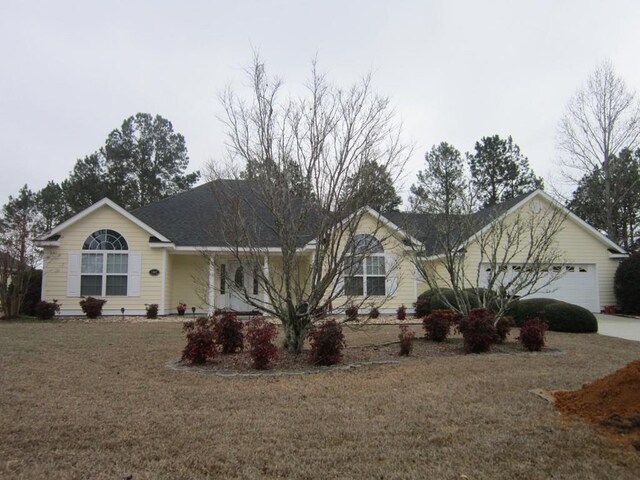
[1,320,639,479]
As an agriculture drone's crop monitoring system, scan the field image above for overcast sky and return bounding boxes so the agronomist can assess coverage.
[2,0,639,207]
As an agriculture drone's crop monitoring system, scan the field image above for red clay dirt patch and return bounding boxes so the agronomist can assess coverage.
[553,360,640,449]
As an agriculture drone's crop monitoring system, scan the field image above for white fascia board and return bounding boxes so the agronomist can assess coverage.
[35,198,172,243]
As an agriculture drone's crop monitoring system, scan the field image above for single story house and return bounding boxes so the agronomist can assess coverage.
[35,180,627,316]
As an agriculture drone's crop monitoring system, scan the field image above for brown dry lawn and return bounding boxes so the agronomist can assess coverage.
[1,320,639,480]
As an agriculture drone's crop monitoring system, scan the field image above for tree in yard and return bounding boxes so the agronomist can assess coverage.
[344,159,402,212]
[104,113,200,209]
[569,148,640,252]
[558,61,640,243]
[35,181,69,232]
[208,56,411,353]
[60,113,200,214]
[409,142,467,214]
[0,186,41,318]
[409,194,567,318]
[468,135,543,208]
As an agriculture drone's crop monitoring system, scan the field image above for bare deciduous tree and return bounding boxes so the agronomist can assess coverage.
[558,61,640,242]
[205,56,411,353]
[410,194,567,318]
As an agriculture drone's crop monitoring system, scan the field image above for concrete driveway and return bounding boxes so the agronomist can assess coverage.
[595,314,640,342]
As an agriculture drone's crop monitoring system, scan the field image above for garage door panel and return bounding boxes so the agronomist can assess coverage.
[481,263,599,312]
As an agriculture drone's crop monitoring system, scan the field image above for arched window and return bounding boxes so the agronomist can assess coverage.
[344,234,386,296]
[80,230,129,296]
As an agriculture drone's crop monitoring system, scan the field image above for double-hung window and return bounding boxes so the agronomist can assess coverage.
[80,230,129,296]
[344,234,386,296]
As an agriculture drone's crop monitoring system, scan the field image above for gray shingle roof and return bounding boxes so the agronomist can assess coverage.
[380,192,535,255]
[131,179,318,247]
[131,179,535,251]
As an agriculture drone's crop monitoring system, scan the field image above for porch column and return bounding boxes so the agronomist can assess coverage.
[208,254,215,315]
[262,255,269,306]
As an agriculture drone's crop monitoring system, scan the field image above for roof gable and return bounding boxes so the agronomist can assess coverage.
[35,198,172,244]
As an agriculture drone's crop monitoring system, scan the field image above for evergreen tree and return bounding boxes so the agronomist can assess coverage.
[345,160,402,212]
[409,142,467,214]
[467,135,543,208]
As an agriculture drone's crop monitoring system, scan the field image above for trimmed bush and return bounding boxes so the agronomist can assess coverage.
[495,316,515,343]
[539,302,598,333]
[308,320,346,366]
[34,299,60,320]
[505,298,561,325]
[369,306,380,319]
[414,288,496,317]
[79,297,106,319]
[212,312,244,354]
[345,305,359,322]
[182,317,217,364]
[396,304,407,321]
[458,308,498,353]
[422,309,455,342]
[245,317,278,370]
[518,317,547,351]
[146,304,159,319]
[615,252,640,314]
[398,324,415,356]
[507,298,597,333]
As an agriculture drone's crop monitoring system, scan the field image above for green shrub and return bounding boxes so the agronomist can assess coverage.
[614,252,640,314]
[507,298,597,333]
[414,288,500,317]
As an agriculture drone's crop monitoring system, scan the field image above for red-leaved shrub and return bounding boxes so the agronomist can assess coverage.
[245,317,278,370]
[308,320,346,366]
[423,309,455,342]
[369,306,380,319]
[146,303,159,319]
[182,317,217,364]
[79,296,106,319]
[35,299,60,320]
[212,312,244,354]
[495,315,515,343]
[458,308,498,353]
[518,317,548,351]
[345,305,359,322]
[397,304,407,321]
[398,324,415,356]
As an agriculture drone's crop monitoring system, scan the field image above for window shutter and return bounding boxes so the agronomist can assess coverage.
[67,252,81,297]
[385,255,398,296]
[127,252,142,296]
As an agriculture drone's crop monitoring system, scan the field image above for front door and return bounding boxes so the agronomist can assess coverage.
[228,262,253,311]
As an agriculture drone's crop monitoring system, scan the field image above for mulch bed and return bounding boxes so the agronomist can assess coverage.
[172,338,562,376]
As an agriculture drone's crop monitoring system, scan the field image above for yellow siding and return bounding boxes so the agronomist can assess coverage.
[42,205,166,315]
[169,254,209,314]
[332,212,416,313]
[418,195,621,309]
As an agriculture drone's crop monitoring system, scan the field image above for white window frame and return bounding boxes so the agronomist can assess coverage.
[81,251,130,297]
[343,234,386,297]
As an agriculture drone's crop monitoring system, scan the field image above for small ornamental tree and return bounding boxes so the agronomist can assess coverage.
[458,308,499,353]
[614,252,640,314]
[182,317,217,364]
[212,312,244,354]
[423,309,455,342]
[518,317,548,351]
[308,320,346,366]
[245,317,278,370]
[79,297,106,319]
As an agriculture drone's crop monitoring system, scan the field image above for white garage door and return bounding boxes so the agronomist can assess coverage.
[480,264,599,312]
